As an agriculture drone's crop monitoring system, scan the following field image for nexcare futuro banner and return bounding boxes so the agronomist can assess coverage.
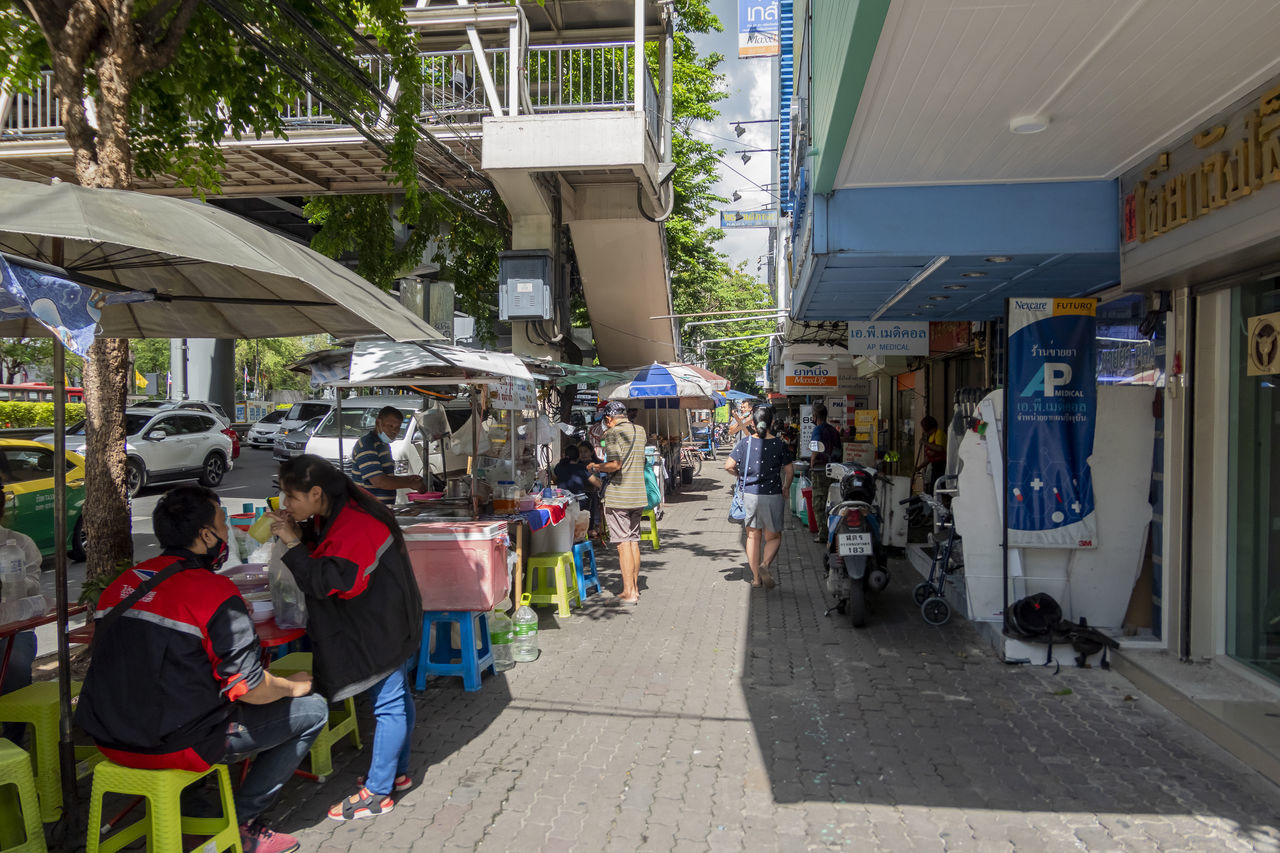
[1006,298,1099,549]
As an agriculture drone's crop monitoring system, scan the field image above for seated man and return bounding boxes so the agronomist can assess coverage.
[351,406,426,506]
[552,444,592,511]
[77,485,328,853]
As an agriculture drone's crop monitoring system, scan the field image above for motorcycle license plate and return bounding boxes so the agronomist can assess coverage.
[838,532,873,556]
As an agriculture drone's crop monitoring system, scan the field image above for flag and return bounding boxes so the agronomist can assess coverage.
[134,369,147,390]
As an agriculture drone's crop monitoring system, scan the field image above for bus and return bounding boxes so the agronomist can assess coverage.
[0,383,85,403]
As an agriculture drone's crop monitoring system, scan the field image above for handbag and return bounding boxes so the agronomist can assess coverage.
[728,437,752,525]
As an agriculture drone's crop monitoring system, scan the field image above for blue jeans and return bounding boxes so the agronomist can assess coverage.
[364,660,415,796]
[0,632,36,743]
[224,693,328,824]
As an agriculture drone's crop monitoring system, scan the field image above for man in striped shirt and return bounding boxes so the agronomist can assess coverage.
[587,401,648,604]
[351,407,426,505]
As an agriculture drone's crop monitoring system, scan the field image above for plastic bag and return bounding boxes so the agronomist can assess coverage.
[267,539,308,629]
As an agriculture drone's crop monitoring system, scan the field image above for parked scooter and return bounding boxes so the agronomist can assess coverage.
[822,463,890,627]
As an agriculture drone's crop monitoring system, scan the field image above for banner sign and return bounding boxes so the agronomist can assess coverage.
[847,322,930,357]
[1006,298,1099,549]
[782,359,839,394]
[738,0,780,58]
[798,405,814,459]
[491,377,536,411]
[720,209,778,229]
[824,396,847,429]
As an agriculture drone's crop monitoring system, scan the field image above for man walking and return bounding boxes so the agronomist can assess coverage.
[808,403,842,543]
[587,401,648,604]
[351,406,426,505]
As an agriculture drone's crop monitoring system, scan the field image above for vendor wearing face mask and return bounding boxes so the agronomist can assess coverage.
[77,485,326,853]
[351,406,427,506]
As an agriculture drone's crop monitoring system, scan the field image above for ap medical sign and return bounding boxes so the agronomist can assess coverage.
[1006,298,1098,549]
[738,0,780,58]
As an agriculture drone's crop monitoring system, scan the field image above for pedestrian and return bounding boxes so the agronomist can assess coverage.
[586,401,648,604]
[728,399,756,440]
[350,405,427,505]
[725,406,793,589]
[77,485,327,853]
[267,455,423,822]
[0,487,43,744]
[916,415,947,494]
[808,403,842,542]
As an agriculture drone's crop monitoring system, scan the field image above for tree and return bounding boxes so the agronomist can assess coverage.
[234,337,325,397]
[0,337,52,383]
[1,0,428,579]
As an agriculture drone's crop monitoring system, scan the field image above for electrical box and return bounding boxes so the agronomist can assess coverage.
[498,250,553,321]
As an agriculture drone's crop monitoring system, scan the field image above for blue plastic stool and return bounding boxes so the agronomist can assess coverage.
[415,611,496,692]
[571,541,602,602]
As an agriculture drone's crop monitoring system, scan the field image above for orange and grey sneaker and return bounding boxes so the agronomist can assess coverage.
[240,820,300,853]
[328,786,394,821]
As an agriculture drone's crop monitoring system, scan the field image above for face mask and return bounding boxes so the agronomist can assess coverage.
[379,431,395,444]
[203,531,229,571]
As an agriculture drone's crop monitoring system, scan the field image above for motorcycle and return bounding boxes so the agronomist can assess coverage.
[821,463,890,627]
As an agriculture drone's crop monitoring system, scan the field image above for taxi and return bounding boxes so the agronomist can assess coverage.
[0,439,88,561]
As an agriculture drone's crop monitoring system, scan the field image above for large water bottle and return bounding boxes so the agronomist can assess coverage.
[488,597,515,671]
[512,593,539,662]
[0,538,24,576]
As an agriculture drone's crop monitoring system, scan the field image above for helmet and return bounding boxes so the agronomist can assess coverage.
[839,466,876,504]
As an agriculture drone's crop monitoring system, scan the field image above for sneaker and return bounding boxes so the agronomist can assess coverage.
[328,786,394,821]
[240,820,300,853]
[356,773,412,793]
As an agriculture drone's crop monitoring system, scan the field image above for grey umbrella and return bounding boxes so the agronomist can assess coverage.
[0,176,443,832]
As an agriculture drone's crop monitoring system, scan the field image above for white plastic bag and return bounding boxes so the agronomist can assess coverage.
[267,539,308,629]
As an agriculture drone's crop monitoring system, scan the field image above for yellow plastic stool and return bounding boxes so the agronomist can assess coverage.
[640,508,660,550]
[268,653,361,779]
[0,681,81,822]
[0,738,45,853]
[85,761,240,853]
[525,552,580,617]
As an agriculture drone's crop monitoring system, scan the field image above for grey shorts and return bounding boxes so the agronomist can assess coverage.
[605,506,643,542]
[743,493,786,533]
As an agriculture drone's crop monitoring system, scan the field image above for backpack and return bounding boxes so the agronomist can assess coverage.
[1006,592,1063,640]
[1060,617,1120,669]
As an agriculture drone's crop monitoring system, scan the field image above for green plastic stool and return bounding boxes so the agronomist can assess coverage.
[525,552,580,617]
[86,761,240,853]
[0,682,81,823]
[640,508,660,550]
[268,653,362,779]
[0,738,45,852]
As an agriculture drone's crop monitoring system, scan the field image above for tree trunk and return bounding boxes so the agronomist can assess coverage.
[82,338,133,573]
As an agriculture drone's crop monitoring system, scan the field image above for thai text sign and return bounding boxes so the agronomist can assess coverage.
[738,0,780,58]
[782,359,839,394]
[491,377,536,410]
[720,209,778,228]
[847,322,930,357]
[1006,298,1098,549]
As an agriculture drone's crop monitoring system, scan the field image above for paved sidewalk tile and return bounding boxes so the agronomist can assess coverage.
[246,467,1280,852]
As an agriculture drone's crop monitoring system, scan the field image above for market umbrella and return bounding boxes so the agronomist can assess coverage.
[675,363,730,392]
[598,362,726,408]
[0,177,444,831]
[724,389,759,402]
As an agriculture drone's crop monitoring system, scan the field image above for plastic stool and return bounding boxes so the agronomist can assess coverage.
[525,552,580,617]
[0,738,45,852]
[86,760,239,853]
[640,509,660,550]
[268,653,361,778]
[415,612,496,692]
[571,541,603,602]
[0,682,81,823]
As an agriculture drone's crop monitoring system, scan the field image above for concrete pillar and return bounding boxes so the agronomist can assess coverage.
[510,213,560,360]
[169,338,236,418]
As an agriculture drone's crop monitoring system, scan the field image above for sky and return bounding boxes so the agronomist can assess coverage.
[688,0,778,279]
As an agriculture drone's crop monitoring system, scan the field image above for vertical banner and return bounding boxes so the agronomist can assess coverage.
[738,0,780,57]
[798,405,814,460]
[1006,298,1099,549]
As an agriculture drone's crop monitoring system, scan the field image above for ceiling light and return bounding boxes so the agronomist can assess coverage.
[943,284,967,290]
[735,123,746,138]
[741,153,751,165]
[961,272,987,278]
[908,313,921,317]
[731,190,741,202]
[1009,114,1050,134]
[922,304,937,310]
[929,295,949,301]
[985,256,1012,263]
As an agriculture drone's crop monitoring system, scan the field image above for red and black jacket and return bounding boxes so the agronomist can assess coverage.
[75,551,264,771]
[284,496,422,700]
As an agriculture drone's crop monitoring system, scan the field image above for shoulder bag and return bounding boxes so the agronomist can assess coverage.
[728,437,753,525]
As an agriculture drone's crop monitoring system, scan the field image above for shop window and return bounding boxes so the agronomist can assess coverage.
[1227,280,1280,680]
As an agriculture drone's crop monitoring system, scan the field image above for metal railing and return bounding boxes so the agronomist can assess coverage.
[4,43,662,141]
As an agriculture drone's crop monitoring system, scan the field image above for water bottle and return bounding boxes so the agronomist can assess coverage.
[488,597,515,671]
[0,538,24,576]
[512,593,539,662]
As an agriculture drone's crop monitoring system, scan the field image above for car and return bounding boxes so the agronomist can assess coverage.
[278,400,335,435]
[221,426,241,460]
[272,415,325,463]
[125,399,231,426]
[245,409,288,448]
[0,439,88,561]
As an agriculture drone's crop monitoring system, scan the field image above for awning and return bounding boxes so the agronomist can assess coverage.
[347,340,533,385]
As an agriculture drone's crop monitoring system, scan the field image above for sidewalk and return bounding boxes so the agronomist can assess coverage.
[248,469,1280,849]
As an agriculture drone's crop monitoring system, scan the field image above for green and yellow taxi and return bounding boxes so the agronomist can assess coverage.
[0,439,88,561]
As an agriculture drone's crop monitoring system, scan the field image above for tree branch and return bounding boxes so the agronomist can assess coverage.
[136,0,199,73]
[139,0,180,39]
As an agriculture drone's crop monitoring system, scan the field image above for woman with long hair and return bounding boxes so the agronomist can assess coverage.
[265,454,423,822]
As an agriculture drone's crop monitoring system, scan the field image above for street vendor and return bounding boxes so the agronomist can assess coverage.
[77,485,327,853]
[351,406,427,505]
[268,455,423,823]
